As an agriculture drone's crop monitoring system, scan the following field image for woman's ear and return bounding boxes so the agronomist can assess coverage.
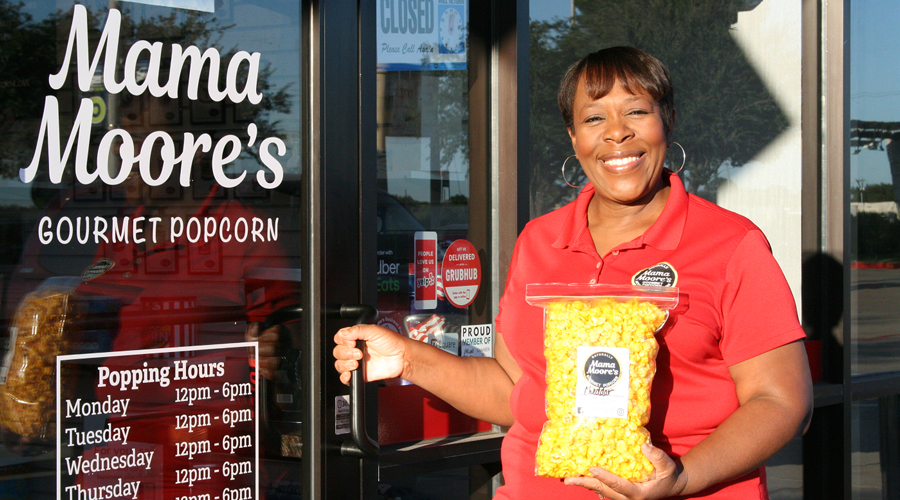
[666,109,676,143]
[567,126,577,151]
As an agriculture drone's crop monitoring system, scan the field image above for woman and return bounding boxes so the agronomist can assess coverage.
[333,46,813,499]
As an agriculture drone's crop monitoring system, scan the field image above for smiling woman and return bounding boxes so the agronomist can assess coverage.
[334,45,813,500]
[557,48,675,256]
[558,47,675,255]
[568,81,670,256]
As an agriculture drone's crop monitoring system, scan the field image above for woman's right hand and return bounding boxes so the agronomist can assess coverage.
[333,324,408,385]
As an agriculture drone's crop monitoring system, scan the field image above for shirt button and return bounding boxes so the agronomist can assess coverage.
[595,262,601,269]
[123,272,132,279]
[589,279,596,284]
[612,250,620,256]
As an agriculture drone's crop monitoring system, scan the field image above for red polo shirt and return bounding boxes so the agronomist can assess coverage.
[494,172,804,499]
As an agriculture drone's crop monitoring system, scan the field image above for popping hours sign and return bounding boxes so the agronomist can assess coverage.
[57,343,259,500]
[377,0,468,71]
[441,239,481,308]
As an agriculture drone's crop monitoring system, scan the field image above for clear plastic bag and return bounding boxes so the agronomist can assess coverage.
[525,283,679,481]
[0,277,83,438]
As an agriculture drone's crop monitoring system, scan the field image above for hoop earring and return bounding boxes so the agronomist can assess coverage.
[561,155,586,188]
[669,142,686,174]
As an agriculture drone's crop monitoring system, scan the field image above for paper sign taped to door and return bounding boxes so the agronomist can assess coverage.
[460,324,492,358]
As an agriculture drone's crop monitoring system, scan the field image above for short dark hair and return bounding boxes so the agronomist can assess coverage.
[557,46,674,137]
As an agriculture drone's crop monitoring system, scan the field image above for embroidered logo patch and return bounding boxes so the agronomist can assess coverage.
[81,258,115,281]
[632,262,678,287]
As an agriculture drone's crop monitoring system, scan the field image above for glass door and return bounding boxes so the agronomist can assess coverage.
[363,1,504,497]
[0,1,306,499]
[373,0,493,446]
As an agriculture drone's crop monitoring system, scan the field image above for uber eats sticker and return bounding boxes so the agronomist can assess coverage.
[575,346,630,419]
[632,262,678,288]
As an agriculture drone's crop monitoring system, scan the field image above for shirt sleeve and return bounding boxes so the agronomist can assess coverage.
[720,230,806,366]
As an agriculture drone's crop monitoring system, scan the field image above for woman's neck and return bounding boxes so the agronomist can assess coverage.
[586,181,671,257]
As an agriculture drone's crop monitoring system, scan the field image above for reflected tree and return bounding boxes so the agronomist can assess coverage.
[529,0,788,216]
[434,71,469,179]
[0,1,58,180]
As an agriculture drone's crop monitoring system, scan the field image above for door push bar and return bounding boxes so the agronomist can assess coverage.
[262,303,380,459]
[328,303,379,458]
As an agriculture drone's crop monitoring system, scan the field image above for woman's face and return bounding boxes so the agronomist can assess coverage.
[568,77,670,207]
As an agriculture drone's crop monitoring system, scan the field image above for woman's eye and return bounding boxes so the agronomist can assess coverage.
[627,109,650,116]
[585,115,604,123]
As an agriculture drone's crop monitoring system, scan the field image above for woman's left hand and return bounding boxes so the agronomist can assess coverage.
[563,443,684,500]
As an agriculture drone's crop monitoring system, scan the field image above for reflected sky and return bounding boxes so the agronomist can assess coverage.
[530,1,570,22]
[851,0,900,186]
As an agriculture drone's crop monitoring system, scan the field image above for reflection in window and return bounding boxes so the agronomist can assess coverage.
[528,1,804,308]
[0,1,304,498]
[851,397,900,499]
[765,436,803,500]
[527,0,788,217]
[373,9,491,452]
[850,0,900,376]
[375,68,471,338]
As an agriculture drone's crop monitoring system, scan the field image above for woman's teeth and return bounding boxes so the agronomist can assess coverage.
[604,156,639,167]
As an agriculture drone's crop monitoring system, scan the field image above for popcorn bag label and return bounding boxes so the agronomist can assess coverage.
[575,346,630,419]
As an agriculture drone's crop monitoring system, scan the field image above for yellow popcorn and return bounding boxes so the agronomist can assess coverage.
[534,296,669,482]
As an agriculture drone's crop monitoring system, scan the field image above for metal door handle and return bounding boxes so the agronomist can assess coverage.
[259,304,305,439]
[325,304,380,458]
[262,304,305,331]
[260,303,379,458]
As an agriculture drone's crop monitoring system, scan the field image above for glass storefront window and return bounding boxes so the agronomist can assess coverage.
[849,0,900,376]
[765,436,804,500]
[0,1,304,498]
[376,69,471,344]
[373,0,491,449]
[848,3,900,498]
[851,396,900,499]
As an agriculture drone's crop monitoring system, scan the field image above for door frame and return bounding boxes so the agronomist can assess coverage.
[307,0,528,497]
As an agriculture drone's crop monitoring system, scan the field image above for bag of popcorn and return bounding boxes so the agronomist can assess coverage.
[525,283,678,482]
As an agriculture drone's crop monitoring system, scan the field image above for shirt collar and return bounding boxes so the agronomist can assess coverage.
[551,170,687,252]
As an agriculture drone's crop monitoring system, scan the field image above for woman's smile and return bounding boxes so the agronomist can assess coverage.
[599,151,645,172]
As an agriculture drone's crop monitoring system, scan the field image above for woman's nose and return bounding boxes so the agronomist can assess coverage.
[603,117,634,143]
